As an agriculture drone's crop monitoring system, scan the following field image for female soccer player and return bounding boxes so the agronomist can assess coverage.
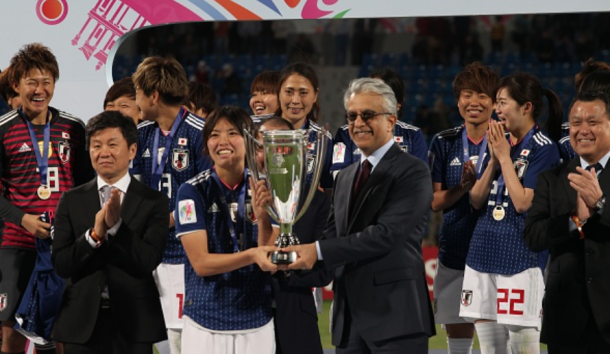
[428,62,499,354]
[174,106,278,354]
[250,71,280,117]
[461,73,562,354]
[275,62,333,188]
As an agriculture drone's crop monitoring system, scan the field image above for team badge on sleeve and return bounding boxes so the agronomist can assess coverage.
[172,149,189,171]
[58,141,71,163]
[332,143,346,164]
[461,290,473,306]
[178,200,197,224]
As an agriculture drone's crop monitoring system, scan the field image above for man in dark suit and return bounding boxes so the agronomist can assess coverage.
[255,116,332,354]
[524,90,610,353]
[52,111,169,354]
[286,78,435,353]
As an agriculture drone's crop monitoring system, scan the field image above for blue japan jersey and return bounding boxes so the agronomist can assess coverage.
[428,126,488,270]
[467,128,560,275]
[130,110,212,264]
[558,123,576,162]
[331,121,428,174]
[174,169,273,331]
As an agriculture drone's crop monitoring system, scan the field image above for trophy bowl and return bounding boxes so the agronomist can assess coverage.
[244,128,328,264]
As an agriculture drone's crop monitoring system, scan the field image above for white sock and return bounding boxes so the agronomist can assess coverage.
[168,328,182,354]
[475,322,510,354]
[507,325,540,354]
[447,337,473,354]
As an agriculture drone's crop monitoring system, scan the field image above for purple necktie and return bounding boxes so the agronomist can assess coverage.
[353,159,372,202]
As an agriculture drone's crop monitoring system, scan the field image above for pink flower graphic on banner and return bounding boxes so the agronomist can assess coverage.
[36,0,69,25]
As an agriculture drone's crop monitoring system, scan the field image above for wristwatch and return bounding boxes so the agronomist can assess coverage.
[595,194,606,211]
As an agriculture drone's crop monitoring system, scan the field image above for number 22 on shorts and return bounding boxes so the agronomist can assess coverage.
[497,288,524,315]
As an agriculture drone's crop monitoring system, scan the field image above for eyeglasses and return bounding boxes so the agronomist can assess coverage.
[345,111,392,123]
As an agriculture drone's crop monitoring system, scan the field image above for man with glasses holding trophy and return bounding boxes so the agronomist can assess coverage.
[281,78,436,354]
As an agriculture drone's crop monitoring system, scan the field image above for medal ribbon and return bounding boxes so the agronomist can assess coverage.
[461,127,488,175]
[151,108,186,190]
[21,108,51,188]
[211,167,248,253]
[495,126,536,206]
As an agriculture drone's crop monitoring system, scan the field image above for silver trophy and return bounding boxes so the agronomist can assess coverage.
[244,128,328,264]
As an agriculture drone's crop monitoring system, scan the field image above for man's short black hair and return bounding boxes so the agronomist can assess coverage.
[86,111,138,150]
[570,90,610,120]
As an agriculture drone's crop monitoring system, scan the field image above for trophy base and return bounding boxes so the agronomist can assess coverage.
[270,250,297,264]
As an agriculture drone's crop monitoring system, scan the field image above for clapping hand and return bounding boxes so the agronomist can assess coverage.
[104,188,121,229]
[488,120,510,164]
[461,160,477,190]
[569,166,604,220]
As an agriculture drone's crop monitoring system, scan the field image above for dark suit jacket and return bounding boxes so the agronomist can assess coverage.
[274,187,332,354]
[319,144,435,346]
[52,177,168,345]
[524,158,610,345]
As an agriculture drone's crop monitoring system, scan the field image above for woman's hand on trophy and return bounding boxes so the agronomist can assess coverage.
[250,245,278,273]
[250,177,273,215]
[284,244,318,270]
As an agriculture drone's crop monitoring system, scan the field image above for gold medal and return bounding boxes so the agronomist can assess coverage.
[492,206,505,221]
[37,185,51,200]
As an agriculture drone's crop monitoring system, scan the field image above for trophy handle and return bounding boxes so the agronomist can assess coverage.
[242,128,281,223]
[293,129,328,223]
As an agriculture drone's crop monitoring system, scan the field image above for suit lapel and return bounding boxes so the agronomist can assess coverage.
[347,144,400,231]
[561,158,580,211]
[121,177,145,222]
[597,161,610,193]
[340,163,359,233]
[82,179,102,222]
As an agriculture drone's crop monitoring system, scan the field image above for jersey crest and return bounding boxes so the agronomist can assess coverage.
[246,203,257,224]
[58,141,71,164]
[0,293,7,311]
[461,290,473,306]
[172,148,189,171]
[514,158,529,180]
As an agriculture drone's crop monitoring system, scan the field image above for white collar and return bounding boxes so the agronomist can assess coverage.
[96,172,131,194]
[360,138,395,171]
[579,149,610,170]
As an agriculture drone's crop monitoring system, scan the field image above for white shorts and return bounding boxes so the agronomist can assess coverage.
[154,263,186,329]
[459,265,544,329]
[433,260,469,325]
[182,316,275,354]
